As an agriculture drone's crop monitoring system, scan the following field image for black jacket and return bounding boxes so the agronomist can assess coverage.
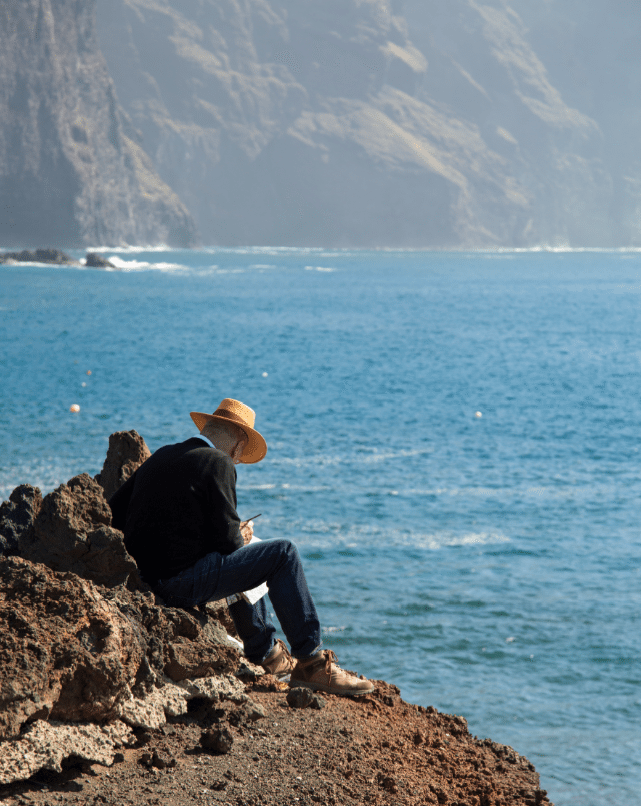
[109,437,243,583]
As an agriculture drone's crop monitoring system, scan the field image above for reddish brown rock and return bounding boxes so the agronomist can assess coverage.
[95,429,151,501]
[25,473,138,588]
[0,554,240,741]
[0,556,146,740]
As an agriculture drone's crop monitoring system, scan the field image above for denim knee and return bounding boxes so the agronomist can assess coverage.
[271,538,302,569]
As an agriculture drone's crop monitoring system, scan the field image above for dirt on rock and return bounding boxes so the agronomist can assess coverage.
[0,676,551,806]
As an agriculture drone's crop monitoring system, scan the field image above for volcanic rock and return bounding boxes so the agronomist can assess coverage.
[0,555,147,740]
[0,249,75,265]
[85,252,117,269]
[24,473,138,588]
[95,429,151,501]
[0,553,241,741]
[0,720,135,785]
[286,686,326,710]
[0,484,42,555]
[200,727,234,755]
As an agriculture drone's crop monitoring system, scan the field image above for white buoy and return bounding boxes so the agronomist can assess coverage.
[70,404,80,413]
[475,411,482,418]
[262,372,268,377]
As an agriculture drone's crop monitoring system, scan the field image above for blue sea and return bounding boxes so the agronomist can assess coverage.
[1,247,640,804]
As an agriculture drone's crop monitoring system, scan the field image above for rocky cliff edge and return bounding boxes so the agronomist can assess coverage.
[0,432,552,805]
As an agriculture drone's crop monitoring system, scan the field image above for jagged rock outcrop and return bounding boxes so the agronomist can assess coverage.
[0,431,552,803]
[0,433,240,745]
[0,484,42,555]
[95,429,151,501]
[95,0,629,247]
[0,0,198,248]
[0,543,239,741]
[0,554,147,740]
[23,473,138,588]
[0,721,136,785]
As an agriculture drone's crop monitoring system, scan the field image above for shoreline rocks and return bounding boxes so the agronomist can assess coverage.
[0,249,118,269]
[0,249,76,265]
[0,431,553,804]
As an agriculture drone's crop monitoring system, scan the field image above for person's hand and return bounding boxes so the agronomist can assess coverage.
[240,519,254,545]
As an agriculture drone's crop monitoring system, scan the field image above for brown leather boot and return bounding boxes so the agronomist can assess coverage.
[261,639,295,678]
[290,650,374,697]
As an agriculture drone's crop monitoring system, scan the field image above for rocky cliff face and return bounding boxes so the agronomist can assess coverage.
[403,0,635,247]
[0,0,197,247]
[95,0,632,247]
[506,0,641,246]
[2,0,635,249]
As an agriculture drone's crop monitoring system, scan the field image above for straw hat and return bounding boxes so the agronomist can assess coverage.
[190,398,267,464]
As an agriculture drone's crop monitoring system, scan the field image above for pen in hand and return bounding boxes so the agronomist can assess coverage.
[240,514,261,546]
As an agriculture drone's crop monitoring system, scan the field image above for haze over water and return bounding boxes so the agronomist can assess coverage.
[1,248,640,805]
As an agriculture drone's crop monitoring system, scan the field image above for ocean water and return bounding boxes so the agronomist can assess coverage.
[1,247,640,804]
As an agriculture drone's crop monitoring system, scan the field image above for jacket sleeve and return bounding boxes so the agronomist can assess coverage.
[108,470,138,532]
[203,453,244,555]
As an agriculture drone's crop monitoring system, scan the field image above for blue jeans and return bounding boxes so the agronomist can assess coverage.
[155,538,322,665]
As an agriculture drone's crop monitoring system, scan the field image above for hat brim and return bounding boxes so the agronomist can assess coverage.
[190,411,267,464]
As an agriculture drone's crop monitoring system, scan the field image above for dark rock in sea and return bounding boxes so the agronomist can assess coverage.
[0,484,42,556]
[95,429,151,501]
[0,249,75,265]
[85,252,117,269]
[0,0,197,248]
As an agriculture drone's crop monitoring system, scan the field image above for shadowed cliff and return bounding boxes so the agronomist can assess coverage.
[0,0,198,247]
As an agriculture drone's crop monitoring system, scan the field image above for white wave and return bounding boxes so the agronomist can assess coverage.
[271,447,431,468]
[85,244,172,253]
[248,264,278,269]
[304,266,336,272]
[279,483,328,492]
[201,246,325,256]
[3,260,82,269]
[105,256,187,271]
[473,246,641,254]
[410,531,511,549]
[268,517,510,553]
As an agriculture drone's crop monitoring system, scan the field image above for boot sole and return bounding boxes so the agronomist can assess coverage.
[289,679,374,697]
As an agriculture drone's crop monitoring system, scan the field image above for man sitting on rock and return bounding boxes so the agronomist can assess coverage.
[109,398,374,697]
